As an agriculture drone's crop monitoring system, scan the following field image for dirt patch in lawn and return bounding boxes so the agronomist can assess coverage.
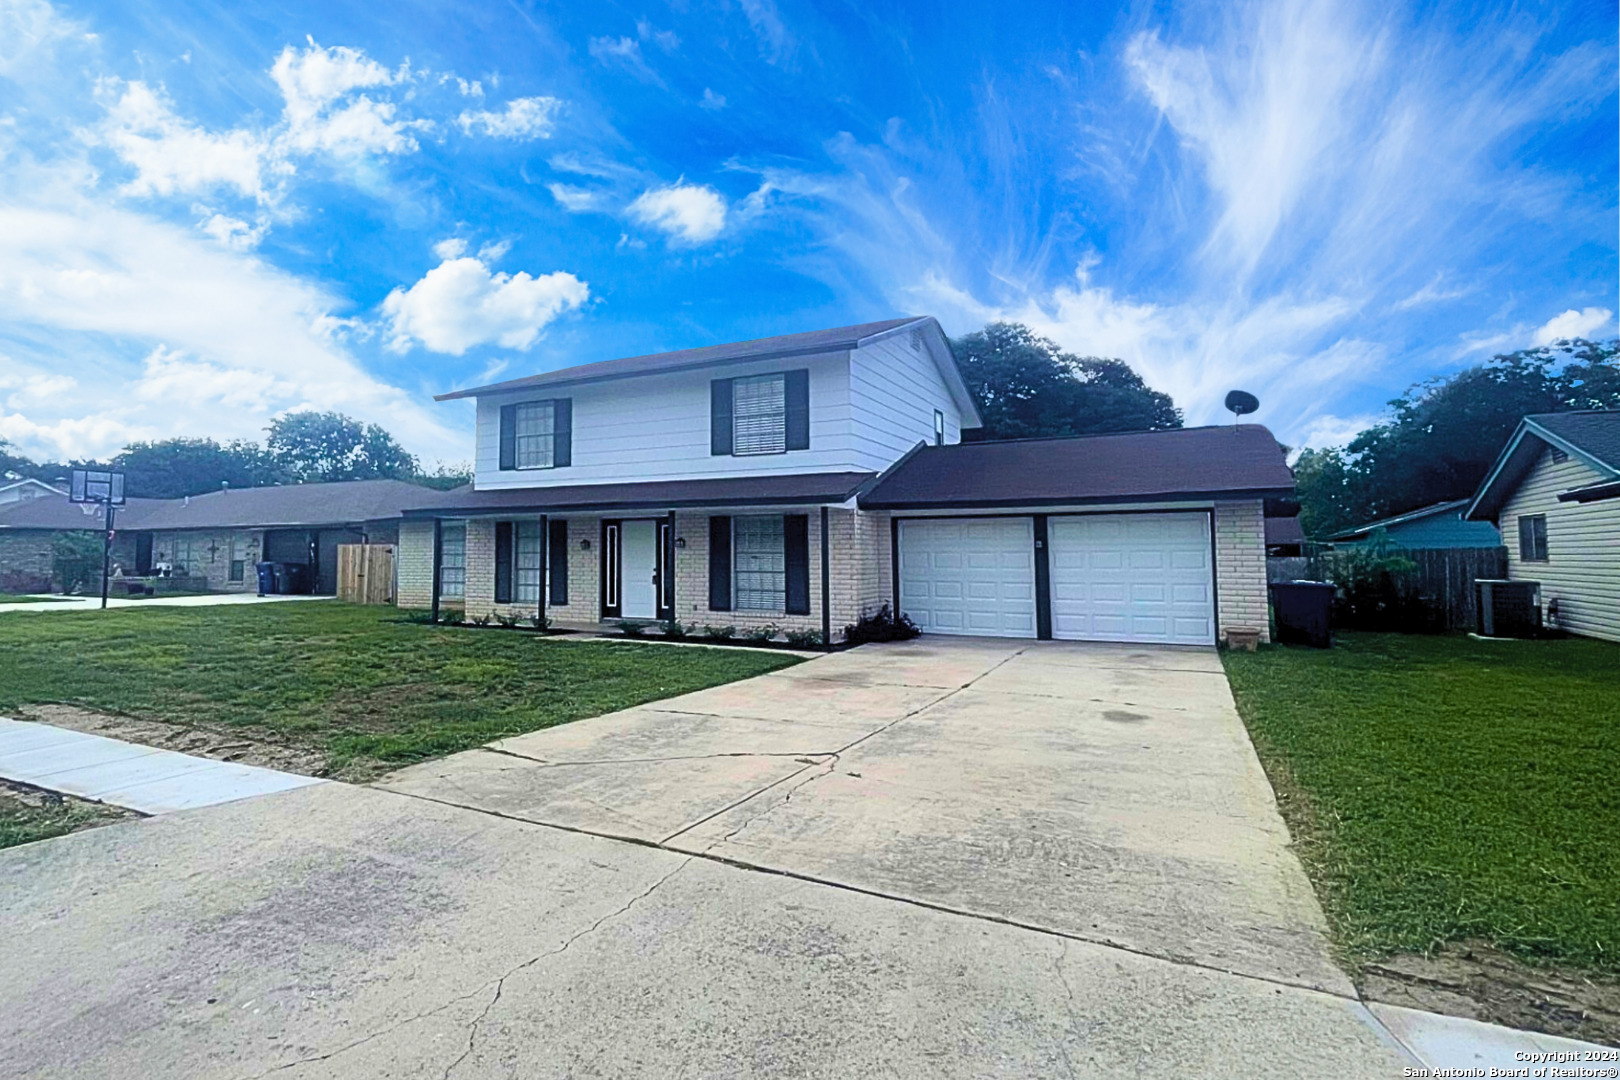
[1360,943,1620,1046]
[0,777,138,849]
[16,704,331,777]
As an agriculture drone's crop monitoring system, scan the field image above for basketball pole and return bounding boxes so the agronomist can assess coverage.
[100,498,114,610]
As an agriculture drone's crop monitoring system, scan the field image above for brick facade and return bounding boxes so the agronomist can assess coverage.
[0,531,56,592]
[1214,499,1270,643]
[147,529,264,592]
[396,520,437,608]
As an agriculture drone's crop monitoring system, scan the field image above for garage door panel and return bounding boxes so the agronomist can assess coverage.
[899,518,1036,639]
[1049,513,1214,646]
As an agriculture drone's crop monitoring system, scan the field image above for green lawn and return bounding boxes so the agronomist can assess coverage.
[0,602,799,780]
[1223,633,1620,975]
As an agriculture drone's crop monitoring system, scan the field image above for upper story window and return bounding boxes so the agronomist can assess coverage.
[499,399,572,471]
[733,374,787,455]
[934,409,945,446]
[1518,515,1548,562]
[711,370,809,457]
[515,402,555,469]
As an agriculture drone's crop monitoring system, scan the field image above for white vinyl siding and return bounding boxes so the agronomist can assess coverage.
[732,374,787,455]
[1501,447,1620,643]
[847,331,965,472]
[515,521,543,604]
[439,524,466,599]
[734,515,786,611]
[514,401,556,470]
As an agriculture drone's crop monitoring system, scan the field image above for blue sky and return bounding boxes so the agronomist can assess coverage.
[0,0,1613,467]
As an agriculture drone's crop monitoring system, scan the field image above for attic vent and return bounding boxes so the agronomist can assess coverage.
[908,328,923,352]
[1550,447,1568,464]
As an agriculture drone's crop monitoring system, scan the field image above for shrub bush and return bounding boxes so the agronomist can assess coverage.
[1317,533,1445,633]
[495,613,520,629]
[784,629,824,648]
[618,619,654,637]
[743,623,780,644]
[664,619,689,640]
[842,604,921,645]
[701,624,737,641]
[529,611,549,631]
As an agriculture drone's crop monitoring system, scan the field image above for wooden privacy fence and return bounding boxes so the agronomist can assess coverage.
[1295,546,1508,632]
[337,544,396,605]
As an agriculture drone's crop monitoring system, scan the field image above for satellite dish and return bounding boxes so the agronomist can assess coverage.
[1224,390,1260,420]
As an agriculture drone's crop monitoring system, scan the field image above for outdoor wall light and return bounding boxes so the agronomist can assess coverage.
[674,537,686,549]
[580,538,591,551]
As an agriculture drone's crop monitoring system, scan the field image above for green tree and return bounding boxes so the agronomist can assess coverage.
[950,322,1182,439]
[1294,337,1619,535]
[112,438,282,499]
[266,411,418,483]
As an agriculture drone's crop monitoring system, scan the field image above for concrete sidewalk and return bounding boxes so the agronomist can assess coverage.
[0,718,323,813]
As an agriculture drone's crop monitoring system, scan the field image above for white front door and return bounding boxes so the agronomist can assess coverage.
[1048,512,1214,645]
[899,517,1037,638]
[620,520,659,619]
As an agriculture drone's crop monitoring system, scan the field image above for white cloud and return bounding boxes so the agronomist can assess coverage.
[588,35,663,85]
[636,19,679,53]
[738,0,793,65]
[1533,307,1613,345]
[548,183,602,212]
[700,88,726,111]
[98,81,272,200]
[456,96,560,139]
[433,237,468,259]
[1392,273,1473,311]
[0,192,464,461]
[382,253,588,355]
[1295,411,1381,451]
[0,0,87,80]
[628,182,727,243]
[271,39,422,158]
[0,369,77,408]
[197,211,268,249]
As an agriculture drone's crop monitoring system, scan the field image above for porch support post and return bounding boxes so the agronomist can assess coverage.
[538,513,548,624]
[820,506,830,645]
[430,518,443,624]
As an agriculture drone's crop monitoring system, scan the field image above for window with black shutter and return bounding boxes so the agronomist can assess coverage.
[548,519,569,605]
[708,515,732,610]
[711,371,808,455]
[499,399,572,470]
[494,521,514,603]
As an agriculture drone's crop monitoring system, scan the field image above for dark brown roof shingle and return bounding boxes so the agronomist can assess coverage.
[859,425,1294,509]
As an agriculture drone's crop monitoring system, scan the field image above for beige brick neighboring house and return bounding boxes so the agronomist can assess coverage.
[1466,411,1620,643]
[396,316,1294,647]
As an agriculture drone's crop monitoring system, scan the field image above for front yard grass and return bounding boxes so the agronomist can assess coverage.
[0,602,799,780]
[0,780,135,850]
[0,593,70,604]
[1222,632,1619,977]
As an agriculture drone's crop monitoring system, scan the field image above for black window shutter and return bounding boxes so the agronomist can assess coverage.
[710,379,733,456]
[498,404,517,470]
[708,515,732,610]
[784,514,810,615]
[784,369,810,451]
[548,519,569,605]
[552,399,572,467]
[494,521,514,603]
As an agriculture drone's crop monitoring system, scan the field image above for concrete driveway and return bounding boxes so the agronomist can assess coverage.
[0,637,1412,1077]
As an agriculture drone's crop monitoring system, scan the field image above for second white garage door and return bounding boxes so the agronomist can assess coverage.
[1048,512,1214,645]
[899,518,1036,638]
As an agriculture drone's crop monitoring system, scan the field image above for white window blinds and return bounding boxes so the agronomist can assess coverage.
[514,402,555,469]
[732,374,786,455]
[734,515,785,611]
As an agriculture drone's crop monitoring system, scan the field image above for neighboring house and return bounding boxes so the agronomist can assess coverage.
[1324,499,1503,549]
[399,316,1293,645]
[0,495,167,593]
[0,480,442,595]
[0,478,67,506]
[1264,515,1305,557]
[1464,410,1620,643]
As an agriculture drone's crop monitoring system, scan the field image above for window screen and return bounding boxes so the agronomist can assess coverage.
[1517,515,1548,562]
[514,402,556,469]
[732,374,787,455]
[934,409,945,446]
[439,524,467,598]
[515,521,544,604]
[734,515,785,611]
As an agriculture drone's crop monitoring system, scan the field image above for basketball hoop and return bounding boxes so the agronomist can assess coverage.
[68,467,125,610]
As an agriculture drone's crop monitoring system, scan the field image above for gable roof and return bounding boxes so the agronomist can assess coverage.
[859,424,1295,509]
[434,316,983,425]
[0,478,66,497]
[0,480,444,533]
[1465,410,1620,520]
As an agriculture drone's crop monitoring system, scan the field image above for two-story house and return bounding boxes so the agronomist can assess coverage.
[397,316,1292,645]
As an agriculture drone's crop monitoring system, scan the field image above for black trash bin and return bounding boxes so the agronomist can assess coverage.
[1269,581,1335,648]
[255,561,280,596]
[283,563,312,595]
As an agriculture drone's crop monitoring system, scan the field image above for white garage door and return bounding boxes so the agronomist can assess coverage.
[1049,513,1214,645]
[899,518,1036,638]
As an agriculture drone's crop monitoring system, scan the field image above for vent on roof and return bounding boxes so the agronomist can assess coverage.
[1550,447,1568,463]
[909,328,923,352]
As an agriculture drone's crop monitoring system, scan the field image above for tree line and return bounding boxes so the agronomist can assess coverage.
[2,325,1613,517]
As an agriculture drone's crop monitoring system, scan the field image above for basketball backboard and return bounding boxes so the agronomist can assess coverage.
[69,468,125,506]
